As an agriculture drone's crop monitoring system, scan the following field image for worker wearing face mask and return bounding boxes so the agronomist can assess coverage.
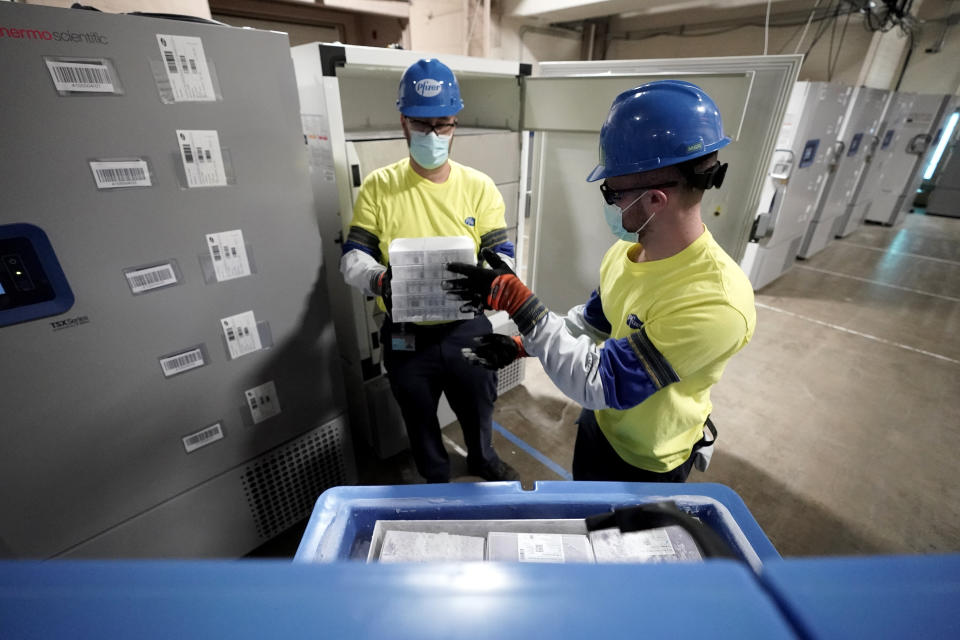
[340,58,519,484]
[446,80,756,482]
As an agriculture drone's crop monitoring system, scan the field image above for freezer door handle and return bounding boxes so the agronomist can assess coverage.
[768,148,795,181]
[907,133,932,155]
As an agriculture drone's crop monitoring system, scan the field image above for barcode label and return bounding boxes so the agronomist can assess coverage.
[245,381,281,424]
[206,230,251,282]
[90,160,152,189]
[125,263,177,294]
[46,60,115,93]
[517,534,565,563]
[177,130,226,187]
[157,34,215,102]
[221,310,262,359]
[182,422,224,453]
[160,347,205,377]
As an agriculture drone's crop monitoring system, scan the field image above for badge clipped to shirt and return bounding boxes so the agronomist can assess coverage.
[391,331,416,352]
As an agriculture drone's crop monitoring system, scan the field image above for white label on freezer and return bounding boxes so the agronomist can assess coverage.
[245,381,281,424]
[221,310,262,359]
[125,263,177,293]
[177,130,227,187]
[46,60,115,93]
[156,34,215,102]
[182,422,224,453]
[160,347,205,377]
[302,114,336,183]
[517,533,565,563]
[90,160,152,189]
[206,229,251,282]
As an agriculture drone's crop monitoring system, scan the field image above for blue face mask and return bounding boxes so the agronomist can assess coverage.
[603,191,655,242]
[409,130,451,170]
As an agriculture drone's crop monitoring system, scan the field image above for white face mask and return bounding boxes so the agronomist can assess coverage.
[602,191,656,242]
[409,130,451,170]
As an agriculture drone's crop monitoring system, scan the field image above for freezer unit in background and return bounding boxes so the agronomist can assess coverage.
[862,93,954,226]
[926,107,960,217]
[0,3,353,559]
[741,81,852,289]
[798,87,890,258]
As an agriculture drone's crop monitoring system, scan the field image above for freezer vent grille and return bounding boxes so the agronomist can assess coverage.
[242,422,346,540]
[497,358,526,395]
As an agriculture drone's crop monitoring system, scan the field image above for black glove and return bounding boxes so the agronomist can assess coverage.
[371,266,392,313]
[461,334,526,369]
[445,248,517,313]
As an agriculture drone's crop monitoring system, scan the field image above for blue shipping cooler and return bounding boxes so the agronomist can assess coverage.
[294,481,780,568]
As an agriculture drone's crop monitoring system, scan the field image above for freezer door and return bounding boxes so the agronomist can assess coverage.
[0,4,351,558]
[864,93,946,225]
[523,56,800,311]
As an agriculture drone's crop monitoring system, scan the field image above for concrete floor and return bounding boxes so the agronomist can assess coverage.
[256,212,960,558]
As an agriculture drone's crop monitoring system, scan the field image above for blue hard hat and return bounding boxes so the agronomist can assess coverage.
[586,80,732,182]
[397,58,464,118]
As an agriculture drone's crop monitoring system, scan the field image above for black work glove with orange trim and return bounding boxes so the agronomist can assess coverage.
[445,248,548,335]
[461,334,527,370]
[370,266,392,313]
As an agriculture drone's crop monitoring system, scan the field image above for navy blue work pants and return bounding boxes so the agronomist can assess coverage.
[381,315,499,482]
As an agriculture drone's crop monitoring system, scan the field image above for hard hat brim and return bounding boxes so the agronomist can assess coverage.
[586,136,732,182]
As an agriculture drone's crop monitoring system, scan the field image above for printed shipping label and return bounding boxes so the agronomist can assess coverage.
[160,347,205,377]
[46,59,115,93]
[182,422,224,453]
[177,129,227,187]
[156,34,216,102]
[517,533,565,563]
[245,381,281,424]
[302,114,336,183]
[221,310,262,359]
[91,160,151,189]
[206,229,251,282]
[125,263,177,294]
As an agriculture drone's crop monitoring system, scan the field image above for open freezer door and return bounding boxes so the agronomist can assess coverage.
[523,56,800,313]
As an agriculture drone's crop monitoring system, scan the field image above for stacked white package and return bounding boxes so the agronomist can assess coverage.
[486,532,595,563]
[588,525,703,563]
[389,236,476,323]
[377,530,485,563]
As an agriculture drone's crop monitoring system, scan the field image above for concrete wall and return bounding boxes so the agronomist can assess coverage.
[606,14,875,85]
[899,0,960,94]
[22,0,211,20]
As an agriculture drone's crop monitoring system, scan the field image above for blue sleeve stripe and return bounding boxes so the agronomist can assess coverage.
[627,328,680,388]
[480,228,509,250]
[342,241,378,258]
[492,241,515,259]
[583,289,612,334]
[344,226,381,259]
[598,336,659,410]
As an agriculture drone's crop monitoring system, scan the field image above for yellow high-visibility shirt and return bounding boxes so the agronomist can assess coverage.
[595,227,756,472]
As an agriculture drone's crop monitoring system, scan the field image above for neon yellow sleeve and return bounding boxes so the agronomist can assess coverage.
[644,303,751,378]
[350,172,381,236]
[474,174,506,237]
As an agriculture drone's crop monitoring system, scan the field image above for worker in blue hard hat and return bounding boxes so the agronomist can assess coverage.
[446,80,756,482]
[340,58,519,483]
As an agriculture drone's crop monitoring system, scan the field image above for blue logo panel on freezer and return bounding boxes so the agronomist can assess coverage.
[798,139,820,169]
[847,133,863,157]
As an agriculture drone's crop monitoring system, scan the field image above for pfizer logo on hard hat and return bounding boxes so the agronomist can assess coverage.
[415,79,443,97]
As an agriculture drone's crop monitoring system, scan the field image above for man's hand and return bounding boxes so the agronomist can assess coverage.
[446,248,526,313]
[371,266,392,312]
[461,334,526,369]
